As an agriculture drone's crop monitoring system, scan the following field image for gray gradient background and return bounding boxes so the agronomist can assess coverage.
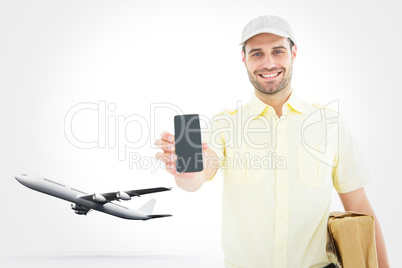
[1,0,401,267]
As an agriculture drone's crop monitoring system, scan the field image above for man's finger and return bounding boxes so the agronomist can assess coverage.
[155,152,176,163]
[166,163,177,175]
[161,131,175,142]
[154,139,175,152]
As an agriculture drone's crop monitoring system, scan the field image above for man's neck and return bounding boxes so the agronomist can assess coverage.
[254,86,292,118]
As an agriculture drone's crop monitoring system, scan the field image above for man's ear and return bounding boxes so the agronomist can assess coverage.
[242,50,246,66]
[291,45,297,62]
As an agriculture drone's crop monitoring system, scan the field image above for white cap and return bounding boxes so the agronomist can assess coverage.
[239,15,296,46]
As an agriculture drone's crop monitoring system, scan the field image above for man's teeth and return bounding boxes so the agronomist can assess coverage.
[261,72,280,78]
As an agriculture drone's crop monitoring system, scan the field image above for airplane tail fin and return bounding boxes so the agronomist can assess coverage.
[139,199,173,220]
[139,198,156,215]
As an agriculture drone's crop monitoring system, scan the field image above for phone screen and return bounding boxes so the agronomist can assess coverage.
[174,114,204,173]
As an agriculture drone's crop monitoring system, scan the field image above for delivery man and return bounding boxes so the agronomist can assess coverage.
[155,15,389,268]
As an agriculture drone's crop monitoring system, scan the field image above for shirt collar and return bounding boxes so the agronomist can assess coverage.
[286,91,306,114]
[246,91,306,119]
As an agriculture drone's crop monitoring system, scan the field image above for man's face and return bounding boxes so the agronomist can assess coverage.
[242,33,297,95]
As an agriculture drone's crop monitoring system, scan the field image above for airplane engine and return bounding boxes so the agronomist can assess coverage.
[92,193,106,203]
[116,191,131,201]
[71,204,88,215]
[74,210,87,215]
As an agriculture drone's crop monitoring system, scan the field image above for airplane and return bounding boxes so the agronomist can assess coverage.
[14,174,172,220]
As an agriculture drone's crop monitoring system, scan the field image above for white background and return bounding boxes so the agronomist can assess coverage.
[1,0,401,267]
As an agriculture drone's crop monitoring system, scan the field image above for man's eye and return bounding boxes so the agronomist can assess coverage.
[274,50,283,55]
[252,52,262,57]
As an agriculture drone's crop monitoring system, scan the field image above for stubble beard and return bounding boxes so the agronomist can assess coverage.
[247,64,293,95]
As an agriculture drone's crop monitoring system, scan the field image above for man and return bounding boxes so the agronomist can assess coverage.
[155,15,389,268]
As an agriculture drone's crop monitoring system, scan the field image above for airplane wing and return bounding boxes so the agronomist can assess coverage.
[145,214,173,220]
[124,187,172,197]
[79,187,172,204]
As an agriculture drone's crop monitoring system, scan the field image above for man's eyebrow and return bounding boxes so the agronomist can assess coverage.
[272,46,288,50]
[248,46,288,55]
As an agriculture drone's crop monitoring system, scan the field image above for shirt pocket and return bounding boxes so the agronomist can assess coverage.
[225,146,268,185]
[298,145,334,188]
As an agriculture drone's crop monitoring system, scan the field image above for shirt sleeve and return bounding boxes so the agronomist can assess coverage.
[332,114,373,193]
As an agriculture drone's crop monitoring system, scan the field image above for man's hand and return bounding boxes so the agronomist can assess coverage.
[154,131,216,192]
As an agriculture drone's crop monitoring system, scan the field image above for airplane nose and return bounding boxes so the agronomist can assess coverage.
[15,174,28,183]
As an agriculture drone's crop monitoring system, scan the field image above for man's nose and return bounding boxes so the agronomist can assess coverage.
[261,55,276,70]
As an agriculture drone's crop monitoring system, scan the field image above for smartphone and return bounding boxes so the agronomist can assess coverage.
[174,114,204,173]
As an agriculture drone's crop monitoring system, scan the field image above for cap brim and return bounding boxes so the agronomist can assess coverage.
[239,28,290,46]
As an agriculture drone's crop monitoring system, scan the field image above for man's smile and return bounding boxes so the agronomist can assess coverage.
[257,71,283,80]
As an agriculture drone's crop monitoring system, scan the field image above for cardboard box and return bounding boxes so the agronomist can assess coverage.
[328,211,378,268]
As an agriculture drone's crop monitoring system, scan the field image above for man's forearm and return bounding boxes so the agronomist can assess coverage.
[352,203,389,267]
[339,188,389,267]
[373,216,390,268]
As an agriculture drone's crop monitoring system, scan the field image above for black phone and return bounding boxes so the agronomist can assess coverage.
[174,114,204,173]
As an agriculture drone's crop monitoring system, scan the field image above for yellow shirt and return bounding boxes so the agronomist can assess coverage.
[201,92,372,268]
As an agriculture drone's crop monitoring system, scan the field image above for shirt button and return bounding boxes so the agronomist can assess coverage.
[279,215,285,220]
[280,245,284,251]
[279,185,284,191]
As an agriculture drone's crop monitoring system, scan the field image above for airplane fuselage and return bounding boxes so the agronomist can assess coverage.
[15,174,154,220]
